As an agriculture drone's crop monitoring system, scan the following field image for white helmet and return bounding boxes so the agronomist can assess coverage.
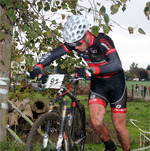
[63,15,89,45]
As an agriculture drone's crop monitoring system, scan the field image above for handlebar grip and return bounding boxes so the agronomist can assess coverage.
[85,70,92,77]
[26,71,30,77]
[26,71,42,82]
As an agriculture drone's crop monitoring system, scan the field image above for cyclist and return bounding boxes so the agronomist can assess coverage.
[30,15,130,151]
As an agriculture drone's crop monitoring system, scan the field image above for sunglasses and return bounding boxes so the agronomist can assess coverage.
[67,35,86,47]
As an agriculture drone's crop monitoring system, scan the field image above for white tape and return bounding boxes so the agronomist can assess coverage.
[130,119,150,151]
[130,119,150,134]
[0,88,8,94]
[1,102,8,110]
[0,77,10,81]
[132,146,150,151]
[0,79,7,85]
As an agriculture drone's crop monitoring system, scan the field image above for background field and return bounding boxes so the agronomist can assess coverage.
[126,81,150,91]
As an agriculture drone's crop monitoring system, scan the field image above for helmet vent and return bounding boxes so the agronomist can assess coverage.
[74,26,77,30]
[63,15,89,43]
[72,33,75,37]
[83,25,86,29]
[77,20,80,24]
[79,25,82,29]
[81,30,84,34]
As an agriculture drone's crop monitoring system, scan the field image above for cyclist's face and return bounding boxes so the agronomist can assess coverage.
[75,34,90,52]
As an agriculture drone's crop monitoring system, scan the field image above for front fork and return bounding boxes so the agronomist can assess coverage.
[56,101,68,151]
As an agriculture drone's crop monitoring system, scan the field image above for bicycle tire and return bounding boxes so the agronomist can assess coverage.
[25,112,68,151]
[71,103,86,151]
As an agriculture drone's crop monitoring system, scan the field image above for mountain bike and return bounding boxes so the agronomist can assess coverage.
[25,73,87,151]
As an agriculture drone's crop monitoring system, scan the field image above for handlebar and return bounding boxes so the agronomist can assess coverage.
[26,71,89,90]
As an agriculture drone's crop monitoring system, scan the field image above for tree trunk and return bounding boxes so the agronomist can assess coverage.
[0,4,12,141]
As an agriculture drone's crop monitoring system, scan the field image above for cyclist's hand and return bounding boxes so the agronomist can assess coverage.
[74,67,93,79]
[29,64,43,80]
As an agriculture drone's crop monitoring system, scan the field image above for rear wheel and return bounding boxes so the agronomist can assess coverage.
[71,103,86,151]
[25,112,68,151]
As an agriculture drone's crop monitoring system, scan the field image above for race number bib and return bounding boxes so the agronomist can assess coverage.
[44,74,65,89]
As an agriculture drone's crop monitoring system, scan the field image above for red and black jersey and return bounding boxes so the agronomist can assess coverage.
[38,32,123,79]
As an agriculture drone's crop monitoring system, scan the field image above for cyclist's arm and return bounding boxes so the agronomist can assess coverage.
[96,50,122,74]
[90,36,123,75]
[36,44,71,68]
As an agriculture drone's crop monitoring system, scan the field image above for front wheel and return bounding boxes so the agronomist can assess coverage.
[25,112,68,151]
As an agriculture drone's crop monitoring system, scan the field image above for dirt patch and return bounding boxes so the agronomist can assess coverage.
[85,119,119,144]
[85,120,102,144]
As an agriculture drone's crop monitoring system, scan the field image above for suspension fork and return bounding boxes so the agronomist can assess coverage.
[42,120,51,150]
[56,101,67,151]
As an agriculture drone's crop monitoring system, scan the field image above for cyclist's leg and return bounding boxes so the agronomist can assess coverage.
[88,97,117,150]
[89,76,117,150]
[110,85,130,151]
[88,102,109,141]
[111,112,130,151]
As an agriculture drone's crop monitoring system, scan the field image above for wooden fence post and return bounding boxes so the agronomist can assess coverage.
[132,84,134,99]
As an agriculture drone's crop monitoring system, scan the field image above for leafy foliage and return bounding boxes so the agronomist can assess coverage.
[146,64,150,70]
[0,0,146,70]
[125,62,149,80]
[129,62,139,75]
[137,68,148,80]
[0,0,147,99]
[144,1,150,20]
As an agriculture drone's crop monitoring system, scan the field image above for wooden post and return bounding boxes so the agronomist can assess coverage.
[0,4,12,141]
[132,84,134,99]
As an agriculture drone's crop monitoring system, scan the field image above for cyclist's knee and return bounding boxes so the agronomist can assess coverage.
[114,124,124,134]
[88,99,106,128]
[112,113,127,133]
[91,118,104,129]
[88,97,107,107]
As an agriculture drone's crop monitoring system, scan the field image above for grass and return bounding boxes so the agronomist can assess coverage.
[1,96,150,150]
[73,95,150,150]
[0,139,25,151]
[79,80,150,91]
[82,97,150,150]
[126,80,150,91]
[4,81,150,150]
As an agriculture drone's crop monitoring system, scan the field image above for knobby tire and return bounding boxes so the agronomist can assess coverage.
[25,112,62,151]
[71,103,86,151]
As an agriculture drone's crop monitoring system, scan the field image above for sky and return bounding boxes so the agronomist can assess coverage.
[108,0,150,71]
[79,0,150,71]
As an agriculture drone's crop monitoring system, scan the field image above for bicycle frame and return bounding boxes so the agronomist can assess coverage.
[27,73,87,151]
[47,76,86,150]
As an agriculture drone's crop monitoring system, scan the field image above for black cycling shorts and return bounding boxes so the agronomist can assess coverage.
[89,71,127,113]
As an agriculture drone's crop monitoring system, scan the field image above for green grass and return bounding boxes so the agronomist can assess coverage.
[1,98,150,150]
[77,96,150,150]
[126,80,150,91]
[79,80,150,91]
[5,87,150,150]
[0,139,25,151]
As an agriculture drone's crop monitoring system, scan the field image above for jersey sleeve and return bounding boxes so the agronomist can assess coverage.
[99,50,123,74]
[37,44,71,68]
[92,35,123,74]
